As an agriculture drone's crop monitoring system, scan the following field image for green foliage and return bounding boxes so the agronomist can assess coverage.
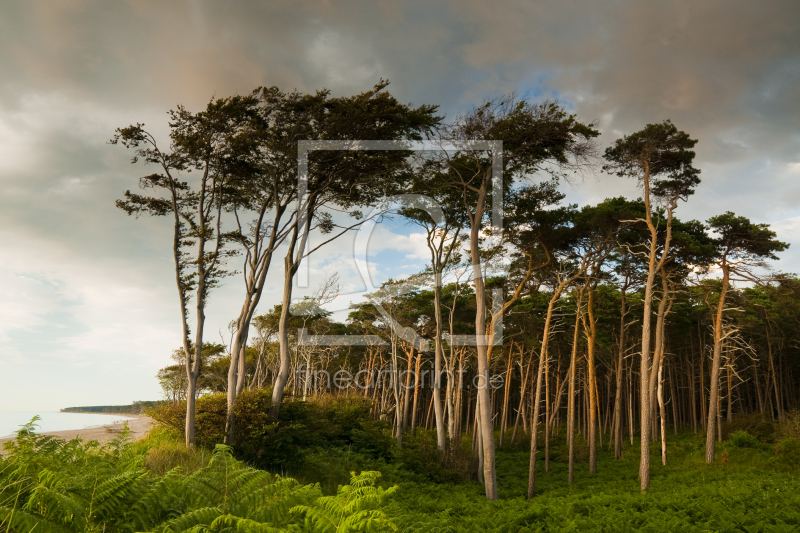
[148,393,392,475]
[292,471,397,533]
[726,430,761,449]
[398,431,476,484]
[723,413,777,443]
[773,438,800,465]
[0,418,396,533]
[386,431,800,532]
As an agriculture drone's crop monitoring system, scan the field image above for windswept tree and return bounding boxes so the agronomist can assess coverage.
[434,96,598,500]
[603,120,700,490]
[399,183,466,452]
[703,212,788,462]
[113,96,256,446]
[269,82,440,417]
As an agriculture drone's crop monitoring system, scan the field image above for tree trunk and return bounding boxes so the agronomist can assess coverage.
[584,288,599,474]
[528,287,572,497]
[658,358,666,465]
[567,302,582,485]
[705,264,730,463]
[499,344,514,447]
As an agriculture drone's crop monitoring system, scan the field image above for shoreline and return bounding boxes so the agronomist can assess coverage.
[0,415,154,450]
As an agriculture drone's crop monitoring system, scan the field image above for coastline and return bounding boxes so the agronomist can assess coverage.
[0,415,154,451]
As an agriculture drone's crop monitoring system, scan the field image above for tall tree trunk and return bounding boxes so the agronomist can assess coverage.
[658,357,667,465]
[767,327,782,420]
[528,286,574,497]
[431,270,447,451]
[649,274,670,437]
[567,302,582,485]
[511,347,532,445]
[411,350,422,432]
[469,188,498,500]
[705,265,730,463]
[584,288,599,474]
[272,216,311,417]
[499,344,514,447]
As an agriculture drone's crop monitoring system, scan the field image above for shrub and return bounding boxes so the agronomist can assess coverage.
[777,410,800,440]
[399,430,476,483]
[773,437,800,464]
[722,413,777,443]
[726,430,760,448]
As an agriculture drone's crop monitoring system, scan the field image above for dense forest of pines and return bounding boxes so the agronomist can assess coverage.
[4,82,800,531]
[120,83,795,495]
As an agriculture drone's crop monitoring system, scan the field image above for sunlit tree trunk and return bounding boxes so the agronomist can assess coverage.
[705,264,730,462]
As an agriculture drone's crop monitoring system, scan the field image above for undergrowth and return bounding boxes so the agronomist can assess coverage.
[3,413,800,531]
[0,417,396,532]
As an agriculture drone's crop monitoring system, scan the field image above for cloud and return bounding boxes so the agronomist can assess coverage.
[0,0,799,408]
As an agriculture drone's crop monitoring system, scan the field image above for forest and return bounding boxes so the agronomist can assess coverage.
[3,83,800,531]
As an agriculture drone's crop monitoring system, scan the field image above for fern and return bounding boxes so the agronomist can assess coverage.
[0,421,399,533]
[291,472,397,533]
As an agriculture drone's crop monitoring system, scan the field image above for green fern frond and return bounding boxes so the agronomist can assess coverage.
[0,505,75,533]
[153,506,224,533]
[207,513,289,533]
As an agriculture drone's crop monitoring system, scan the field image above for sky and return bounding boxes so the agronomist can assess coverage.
[0,0,799,411]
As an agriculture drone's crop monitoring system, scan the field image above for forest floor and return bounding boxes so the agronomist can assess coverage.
[384,431,800,531]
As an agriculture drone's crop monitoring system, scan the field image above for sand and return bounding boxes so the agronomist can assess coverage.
[0,415,155,451]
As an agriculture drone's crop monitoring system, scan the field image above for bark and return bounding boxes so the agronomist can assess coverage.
[567,299,583,485]
[431,273,447,450]
[224,203,284,444]
[649,274,670,436]
[271,213,312,417]
[767,327,782,420]
[658,358,667,465]
[467,176,498,500]
[527,282,576,497]
[411,350,422,432]
[499,344,514,447]
[583,288,599,474]
[511,346,532,445]
[705,264,730,463]
[637,166,675,489]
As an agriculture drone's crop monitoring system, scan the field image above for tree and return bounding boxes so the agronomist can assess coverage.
[703,212,788,462]
[224,87,329,443]
[603,120,700,490]
[399,186,466,452]
[270,82,439,418]
[435,96,598,500]
[113,95,255,446]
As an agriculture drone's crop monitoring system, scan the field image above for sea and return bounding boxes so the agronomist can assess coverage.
[0,411,136,439]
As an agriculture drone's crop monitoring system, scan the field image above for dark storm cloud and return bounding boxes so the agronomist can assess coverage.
[0,0,798,408]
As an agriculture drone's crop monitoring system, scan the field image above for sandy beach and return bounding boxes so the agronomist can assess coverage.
[0,415,154,451]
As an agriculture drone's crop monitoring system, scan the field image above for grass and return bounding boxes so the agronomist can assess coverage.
[134,426,213,476]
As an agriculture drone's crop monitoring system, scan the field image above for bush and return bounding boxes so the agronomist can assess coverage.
[722,413,777,443]
[726,430,760,448]
[773,437,800,464]
[777,410,800,440]
[149,392,393,479]
[399,430,476,483]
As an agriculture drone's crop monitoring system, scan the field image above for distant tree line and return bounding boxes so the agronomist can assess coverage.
[61,401,162,414]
